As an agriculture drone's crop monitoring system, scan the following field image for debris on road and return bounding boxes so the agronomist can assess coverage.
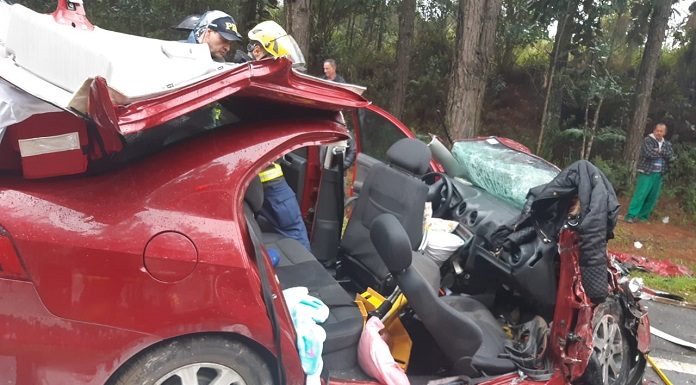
[610,251,694,277]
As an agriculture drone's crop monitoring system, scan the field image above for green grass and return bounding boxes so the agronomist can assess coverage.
[630,271,696,303]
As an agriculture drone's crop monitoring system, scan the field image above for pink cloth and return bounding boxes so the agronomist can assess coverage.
[357,317,410,385]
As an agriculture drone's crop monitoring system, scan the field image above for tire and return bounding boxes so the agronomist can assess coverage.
[575,298,644,385]
[109,335,273,385]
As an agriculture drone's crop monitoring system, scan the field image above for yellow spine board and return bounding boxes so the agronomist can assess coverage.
[354,288,413,370]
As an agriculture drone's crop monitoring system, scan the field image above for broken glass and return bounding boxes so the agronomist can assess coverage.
[451,138,559,209]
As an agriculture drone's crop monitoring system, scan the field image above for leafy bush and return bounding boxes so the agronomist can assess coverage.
[592,157,632,196]
[516,40,553,73]
[665,142,696,221]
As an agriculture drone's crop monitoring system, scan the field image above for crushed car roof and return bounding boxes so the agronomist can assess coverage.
[0,2,367,111]
[0,1,366,178]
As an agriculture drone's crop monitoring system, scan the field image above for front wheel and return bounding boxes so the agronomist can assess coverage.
[575,298,645,385]
[108,335,273,385]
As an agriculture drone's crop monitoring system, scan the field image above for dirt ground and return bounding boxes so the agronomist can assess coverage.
[609,197,696,268]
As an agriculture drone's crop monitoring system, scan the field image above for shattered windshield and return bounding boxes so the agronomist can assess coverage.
[451,138,559,209]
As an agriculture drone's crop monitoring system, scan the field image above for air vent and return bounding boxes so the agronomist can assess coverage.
[468,210,478,225]
[455,201,467,217]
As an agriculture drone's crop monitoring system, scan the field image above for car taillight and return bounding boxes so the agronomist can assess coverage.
[0,229,28,280]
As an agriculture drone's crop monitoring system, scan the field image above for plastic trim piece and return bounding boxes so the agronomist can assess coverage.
[17,132,80,157]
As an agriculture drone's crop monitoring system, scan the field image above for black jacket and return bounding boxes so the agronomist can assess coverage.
[487,160,619,303]
[527,160,619,302]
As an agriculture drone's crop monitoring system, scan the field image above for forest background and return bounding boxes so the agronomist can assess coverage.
[15,0,696,225]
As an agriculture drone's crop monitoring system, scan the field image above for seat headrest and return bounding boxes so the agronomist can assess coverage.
[386,138,430,175]
[245,176,264,213]
[370,213,412,274]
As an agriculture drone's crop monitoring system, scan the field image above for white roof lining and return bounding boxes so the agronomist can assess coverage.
[0,2,240,110]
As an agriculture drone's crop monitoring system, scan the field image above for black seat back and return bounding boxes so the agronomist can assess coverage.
[371,213,484,373]
[340,138,430,293]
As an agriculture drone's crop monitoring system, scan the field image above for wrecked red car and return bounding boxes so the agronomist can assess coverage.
[0,2,648,385]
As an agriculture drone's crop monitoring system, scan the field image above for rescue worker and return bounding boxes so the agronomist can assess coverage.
[248,21,311,250]
[186,10,243,61]
[247,21,306,69]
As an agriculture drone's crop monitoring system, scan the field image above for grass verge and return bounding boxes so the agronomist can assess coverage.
[630,271,696,303]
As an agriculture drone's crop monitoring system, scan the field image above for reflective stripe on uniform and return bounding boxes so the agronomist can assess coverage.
[259,162,284,183]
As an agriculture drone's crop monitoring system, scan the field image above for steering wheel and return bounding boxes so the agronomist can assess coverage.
[421,172,454,218]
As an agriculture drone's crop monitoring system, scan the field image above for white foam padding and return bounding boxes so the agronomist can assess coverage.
[3,3,232,100]
[0,1,10,48]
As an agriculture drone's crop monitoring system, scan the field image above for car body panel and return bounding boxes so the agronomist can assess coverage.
[0,4,646,385]
[551,230,593,380]
[0,119,348,384]
[0,279,148,385]
[108,60,369,137]
[2,56,367,178]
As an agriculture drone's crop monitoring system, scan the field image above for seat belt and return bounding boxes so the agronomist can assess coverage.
[245,217,286,385]
[334,146,346,240]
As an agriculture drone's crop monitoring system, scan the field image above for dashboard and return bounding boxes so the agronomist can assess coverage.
[440,177,559,316]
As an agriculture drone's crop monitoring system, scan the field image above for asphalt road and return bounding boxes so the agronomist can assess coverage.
[642,300,696,384]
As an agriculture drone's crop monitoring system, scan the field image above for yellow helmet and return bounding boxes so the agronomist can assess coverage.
[248,21,306,68]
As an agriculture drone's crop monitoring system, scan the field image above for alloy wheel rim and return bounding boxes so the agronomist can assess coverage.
[155,362,247,385]
[592,314,624,385]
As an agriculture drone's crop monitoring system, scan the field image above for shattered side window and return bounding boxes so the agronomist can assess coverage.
[451,138,559,209]
[357,108,408,163]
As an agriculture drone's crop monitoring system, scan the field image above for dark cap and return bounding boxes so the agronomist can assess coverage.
[208,16,243,42]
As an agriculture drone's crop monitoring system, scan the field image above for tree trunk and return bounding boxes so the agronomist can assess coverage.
[238,0,258,33]
[285,0,312,58]
[446,0,503,139]
[347,13,356,50]
[390,0,417,120]
[623,0,671,173]
[137,0,144,37]
[498,0,518,74]
[536,4,575,155]
[581,96,591,159]
[608,11,630,67]
[585,96,604,159]
[623,2,654,74]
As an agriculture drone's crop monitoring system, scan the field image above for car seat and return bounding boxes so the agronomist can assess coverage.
[339,138,431,294]
[244,176,364,370]
[370,213,516,376]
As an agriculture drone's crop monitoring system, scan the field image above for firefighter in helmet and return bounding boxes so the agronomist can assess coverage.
[251,21,310,250]
[247,21,306,70]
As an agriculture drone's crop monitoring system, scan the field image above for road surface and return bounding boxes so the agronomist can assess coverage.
[642,300,696,384]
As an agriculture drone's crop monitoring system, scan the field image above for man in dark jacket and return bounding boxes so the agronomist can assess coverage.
[320,59,355,169]
[322,59,346,83]
[624,123,675,223]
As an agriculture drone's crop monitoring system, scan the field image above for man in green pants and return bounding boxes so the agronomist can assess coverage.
[624,123,675,223]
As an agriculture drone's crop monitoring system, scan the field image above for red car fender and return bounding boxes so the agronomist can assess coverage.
[549,229,593,381]
[637,311,651,354]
